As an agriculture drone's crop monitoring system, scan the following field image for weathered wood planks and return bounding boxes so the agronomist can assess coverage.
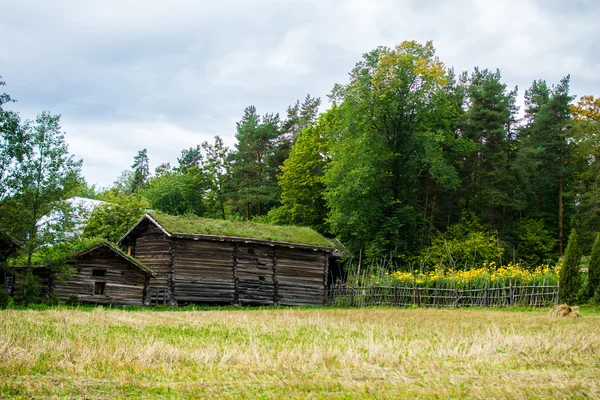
[52,246,150,305]
[121,215,335,306]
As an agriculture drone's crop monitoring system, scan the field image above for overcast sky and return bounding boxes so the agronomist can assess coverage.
[1,0,598,188]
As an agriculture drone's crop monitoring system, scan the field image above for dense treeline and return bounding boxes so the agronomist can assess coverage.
[2,41,600,275]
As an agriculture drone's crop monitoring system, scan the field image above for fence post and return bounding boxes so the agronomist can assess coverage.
[454,288,459,308]
[394,285,398,306]
[350,286,355,307]
[509,285,514,306]
[370,285,375,305]
[484,284,489,307]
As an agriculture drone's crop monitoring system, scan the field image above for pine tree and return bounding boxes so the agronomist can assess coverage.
[560,229,582,304]
[587,233,600,300]
[518,77,575,253]
[130,149,150,193]
[459,68,519,231]
[228,106,281,219]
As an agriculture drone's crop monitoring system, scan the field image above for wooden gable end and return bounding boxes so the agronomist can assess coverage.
[53,245,151,306]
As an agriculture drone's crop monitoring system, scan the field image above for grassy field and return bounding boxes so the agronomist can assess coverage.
[1,306,599,399]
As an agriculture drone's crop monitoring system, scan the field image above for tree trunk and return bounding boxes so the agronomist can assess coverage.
[429,183,439,232]
[559,174,564,254]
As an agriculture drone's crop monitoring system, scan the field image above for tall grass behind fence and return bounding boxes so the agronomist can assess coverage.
[332,257,560,307]
[327,284,559,307]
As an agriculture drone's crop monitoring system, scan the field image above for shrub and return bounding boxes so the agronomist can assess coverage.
[422,213,503,269]
[514,219,556,267]
[0,288,9,309]
[44,292,61,306]
[587,233,600,300]
[560,229,582,304]
[66,295,80,306]
[13,274,40,306]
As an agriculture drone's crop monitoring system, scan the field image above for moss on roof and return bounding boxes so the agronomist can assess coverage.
[149,213,334,249]
[10,238,154,275]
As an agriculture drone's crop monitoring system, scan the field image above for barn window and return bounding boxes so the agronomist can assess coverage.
[94,282,106,295]
[247,248,255,255]
[92,269,106,277]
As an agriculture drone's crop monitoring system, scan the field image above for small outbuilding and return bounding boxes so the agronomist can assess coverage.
[12,240,155,305]
[51,241,155,305]
[119,213,338,306]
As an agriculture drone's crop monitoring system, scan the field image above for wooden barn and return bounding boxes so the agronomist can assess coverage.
[119,213,339,306]
[13,240,155,305]
[0,231,21,295]
[51,241,155,305]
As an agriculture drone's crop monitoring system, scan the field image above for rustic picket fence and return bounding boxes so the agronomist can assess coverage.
[327,284,559,308]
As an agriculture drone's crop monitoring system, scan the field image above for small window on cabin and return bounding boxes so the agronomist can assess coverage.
[94,282,106,295]
[92,269,106,277]
[247,248,255,255]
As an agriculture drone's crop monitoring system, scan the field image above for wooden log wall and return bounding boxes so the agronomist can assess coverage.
[172,239,235,304]
[236,244,275,305]
[53,247,148,305]
[276,249,327,306]
[169,239,328,306]
[133,223,172,304]
[14,269,51,299]
[130,222,331,306]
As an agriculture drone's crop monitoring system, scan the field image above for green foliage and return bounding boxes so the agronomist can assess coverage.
[66,294,80,306]
[149,213,334,248]
[281,94,321,141]
[324,41,472,257]
[11,237,104,269]
[228,106,282,219]
[570,96,600,253]
[0,287,9,309]
[130,148,150,193]
[560,229,582,304]
[587,233,600,300]
[11,237,151,277]
[517,76,575,252]
[83,193,149,243]
[459,68,519,228]
[177,145,203,172]
[0,111,82,268]
[201,136,230,219]
[13,274,40,306]
[514,219,556,267]
[277,112,334,233]
[142,167,207,216]
[44,292,61,306]
[421,213,503,269]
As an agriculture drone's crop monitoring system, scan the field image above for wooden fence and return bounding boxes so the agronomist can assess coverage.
[327,284,559,308]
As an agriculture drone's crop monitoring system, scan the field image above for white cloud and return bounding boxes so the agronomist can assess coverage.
[1,0,598,189]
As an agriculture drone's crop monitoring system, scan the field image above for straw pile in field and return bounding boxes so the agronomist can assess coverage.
[548,304,582,318]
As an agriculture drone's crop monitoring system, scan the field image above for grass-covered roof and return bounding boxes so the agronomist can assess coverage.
[146,213,335,249]
[10,238,154,275]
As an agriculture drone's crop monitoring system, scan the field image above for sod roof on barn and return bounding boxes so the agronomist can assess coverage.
[120,213,336,250]
[10,238,154,276]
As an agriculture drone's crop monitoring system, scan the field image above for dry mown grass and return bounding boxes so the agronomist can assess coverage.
[1,307,599,399]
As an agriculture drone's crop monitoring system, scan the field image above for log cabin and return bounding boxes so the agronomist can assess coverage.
[119,213,339,306]
[51,241,155,305]
[12,240,155,305]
